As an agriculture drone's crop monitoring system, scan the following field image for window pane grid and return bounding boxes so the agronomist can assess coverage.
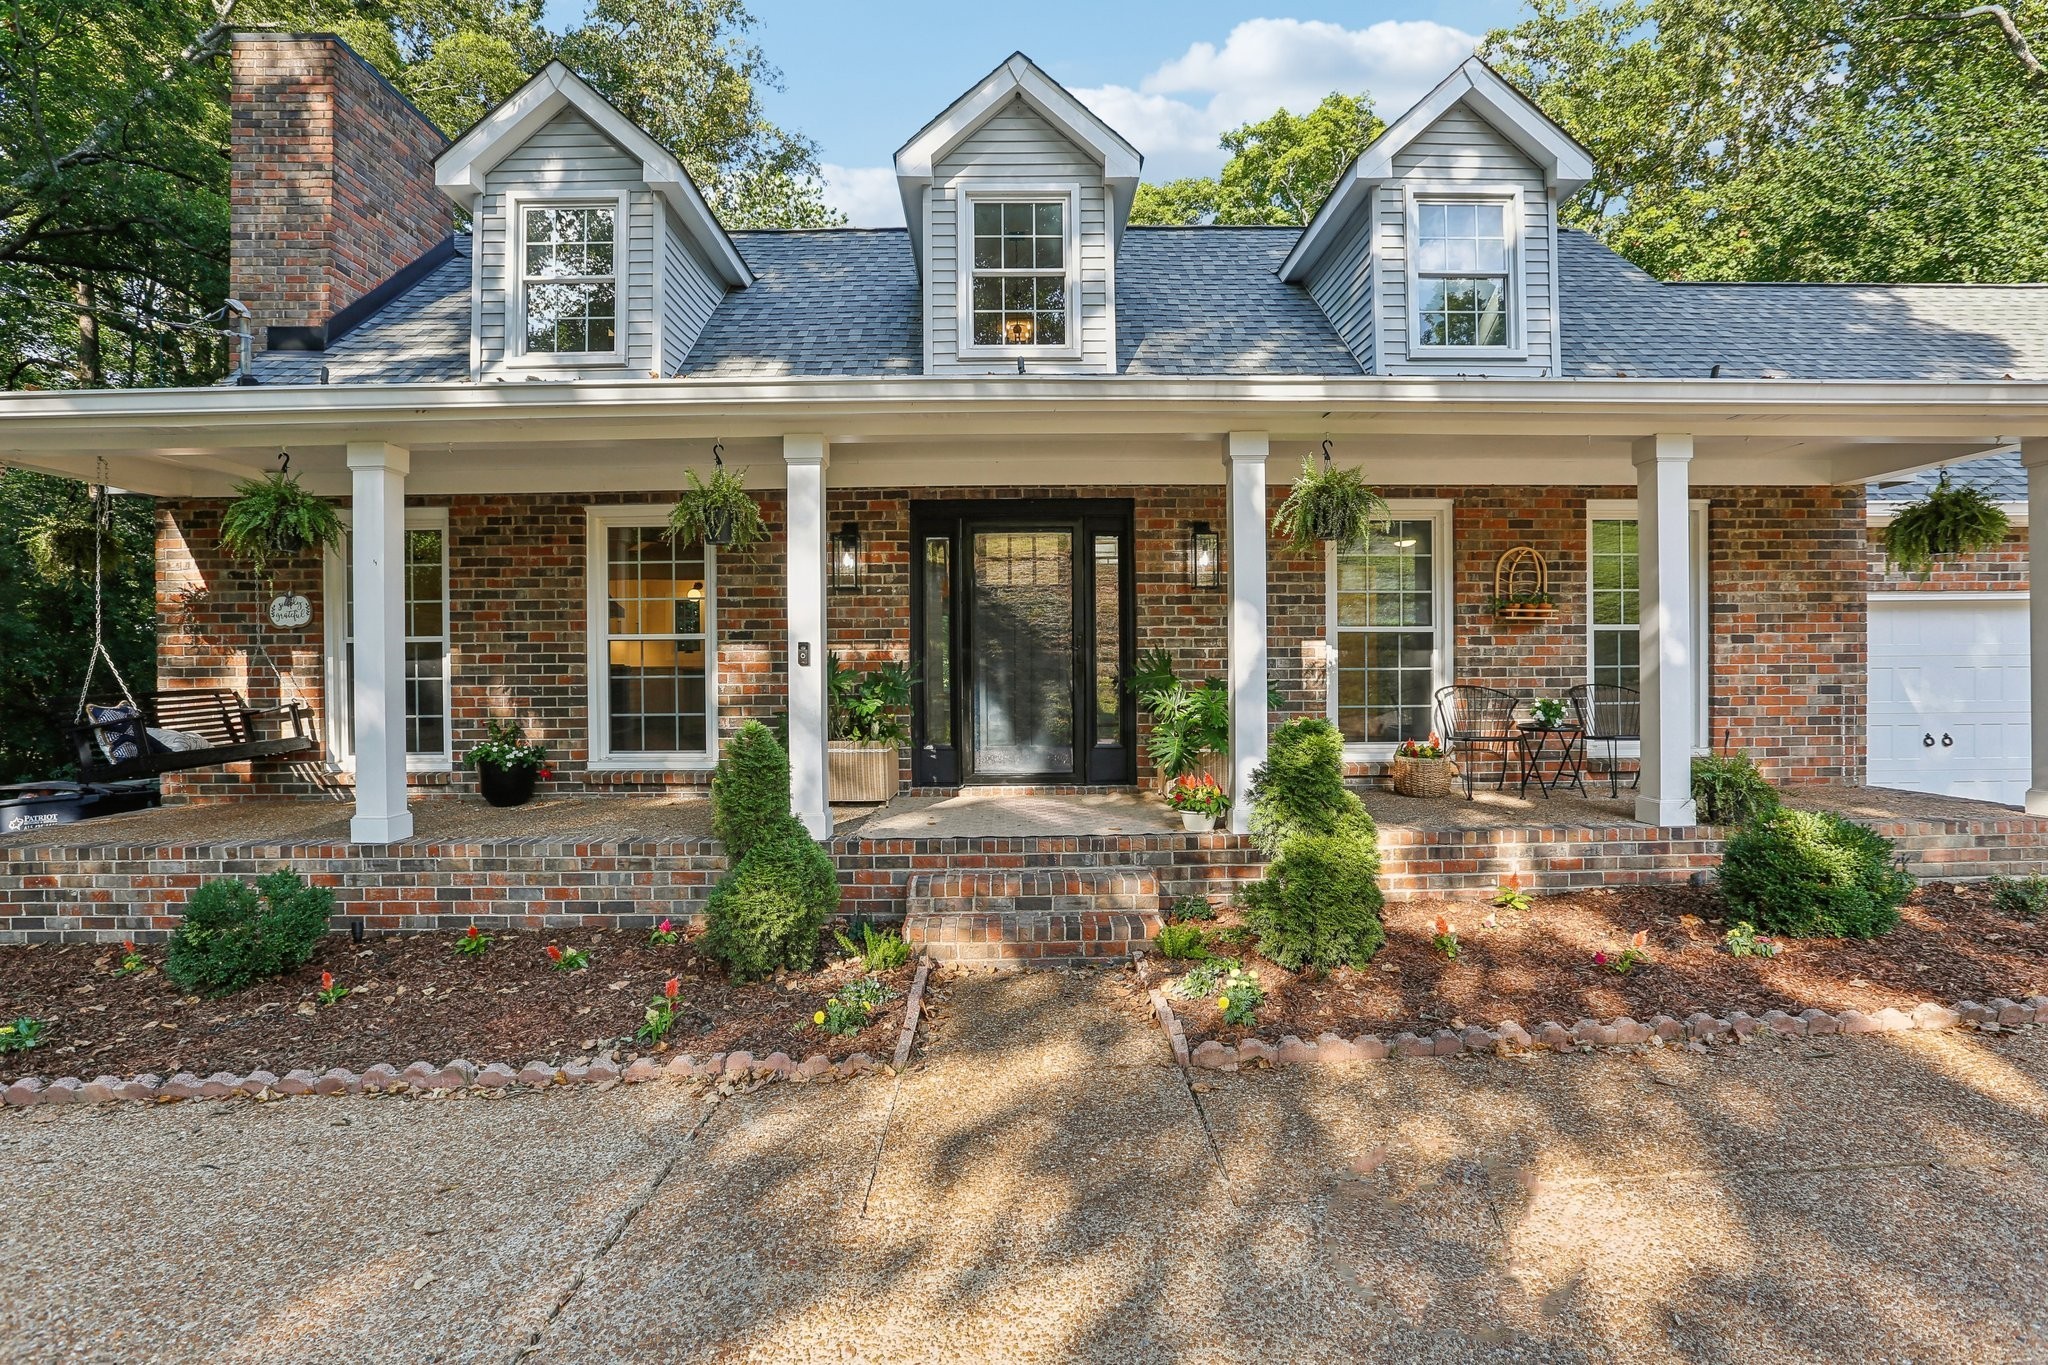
[1335,520,1439,744]
[969,199,1067,348]
[603,524,709,756]
[341,525,448,759]
[522,206,617,354]
[1416,200,1510,348]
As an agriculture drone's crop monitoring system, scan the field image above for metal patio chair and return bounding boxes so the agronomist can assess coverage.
[1434,684,1523,798]
[1569,683,1641,798]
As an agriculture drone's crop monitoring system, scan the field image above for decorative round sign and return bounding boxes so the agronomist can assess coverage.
[267,593,312,630]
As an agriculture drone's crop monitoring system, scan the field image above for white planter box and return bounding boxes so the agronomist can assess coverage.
[828,741,899,804]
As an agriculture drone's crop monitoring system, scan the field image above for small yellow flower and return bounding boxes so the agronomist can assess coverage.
[813,1010,826,1025]
[1216,995,1231,1011]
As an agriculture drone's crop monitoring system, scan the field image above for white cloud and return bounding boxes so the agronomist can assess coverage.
[1071,18,1480,180]
[820,163,904,228]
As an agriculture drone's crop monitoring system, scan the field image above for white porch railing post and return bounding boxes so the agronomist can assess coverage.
[1633,433,1697,827]
[345,440,413,844]
[784,433,832,838]
[2023,443,2048,815]
[1225,431,1270,835]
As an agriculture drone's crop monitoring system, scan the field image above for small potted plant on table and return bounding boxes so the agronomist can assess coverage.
[466,720,551,807]
[1390,734,1453,798]
[1165,772,1231,832]
[827,655,911,804]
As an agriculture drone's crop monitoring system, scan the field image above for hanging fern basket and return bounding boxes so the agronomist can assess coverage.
[21,506,124,584]
[1271,456,1389,555]
[1881,473,2010,576]
[667,466,766,552]
[218,468,343,583]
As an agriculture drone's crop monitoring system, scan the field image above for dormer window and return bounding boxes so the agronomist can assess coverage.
[520,203,619,356]
[966,196,1073,351]
[1413,197,1517,352]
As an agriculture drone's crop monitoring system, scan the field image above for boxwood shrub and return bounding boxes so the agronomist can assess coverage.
[701,817,841,981]
[165,869,333,996]
[1718,808,1914,938]
[712,720,791,861]
[1240,718,1386,970]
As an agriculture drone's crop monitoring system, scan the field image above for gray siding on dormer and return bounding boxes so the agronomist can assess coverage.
[1374,104,1557,375]
[659,204,727,374]
[475,107,658,378]
[925,97,1113,374]
[1304,210,1375,373]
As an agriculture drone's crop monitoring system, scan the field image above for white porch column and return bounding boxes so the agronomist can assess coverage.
[346,441,412,844]
[784,433,831,838]
[1225,431,1270,835]
[1633,433,1697,827]
[2023,443,2048,815]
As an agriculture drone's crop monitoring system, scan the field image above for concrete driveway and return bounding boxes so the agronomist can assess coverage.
[4,970,2046,1362]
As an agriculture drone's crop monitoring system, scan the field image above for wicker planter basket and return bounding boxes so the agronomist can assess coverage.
[828,741,899,805]
[1154,751,1231,795]
[1390,753,1454,798]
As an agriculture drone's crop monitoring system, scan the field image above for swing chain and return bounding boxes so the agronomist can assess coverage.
[74,458,139,723]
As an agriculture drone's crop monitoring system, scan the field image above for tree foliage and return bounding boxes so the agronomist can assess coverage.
[1482,0,2048,281]
[1128,93,1384,226]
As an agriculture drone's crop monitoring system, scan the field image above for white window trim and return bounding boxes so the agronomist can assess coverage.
[585,505,719,772]
[1585,499,1711,753]
[953,182,1084,361]
[507,192,630,369]
[1325,499,1457,760]
[1403,183,1528,361]
[322,507,454,774]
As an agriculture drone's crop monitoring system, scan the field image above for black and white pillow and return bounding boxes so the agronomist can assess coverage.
[86,704,147,764]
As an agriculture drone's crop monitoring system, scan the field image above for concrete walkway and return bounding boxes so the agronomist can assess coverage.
[5,971,2048,1362]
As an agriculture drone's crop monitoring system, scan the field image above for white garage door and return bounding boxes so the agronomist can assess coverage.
[1868,596,2030,805]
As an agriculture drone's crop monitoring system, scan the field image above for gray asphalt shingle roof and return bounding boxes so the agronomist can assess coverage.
[241,223,2048,388]
[1868,452,2027,505]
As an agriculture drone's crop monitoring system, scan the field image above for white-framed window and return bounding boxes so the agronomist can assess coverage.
[1585,500,1711,749]
[1327,501,1455,752]
[517,201,621,359]
[586,507,717,770]
[956,186,1080,356]
[322,509,453,771]
[1408,190,1522,355]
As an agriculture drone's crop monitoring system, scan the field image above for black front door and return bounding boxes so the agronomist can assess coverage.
[910,499,1135,786]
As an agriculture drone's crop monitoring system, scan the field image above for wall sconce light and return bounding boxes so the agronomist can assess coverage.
[831,521,862,592]
[1188,521,1222,590]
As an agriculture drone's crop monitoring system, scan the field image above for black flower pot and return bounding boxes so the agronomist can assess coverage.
[477,761,539,807]
[701,505,736,547]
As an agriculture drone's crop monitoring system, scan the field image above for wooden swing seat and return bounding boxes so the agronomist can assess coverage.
[67,690,316,783]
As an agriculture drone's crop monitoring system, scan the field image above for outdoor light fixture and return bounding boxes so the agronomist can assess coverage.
[1188,521,1222,590]
[831,521,862,592]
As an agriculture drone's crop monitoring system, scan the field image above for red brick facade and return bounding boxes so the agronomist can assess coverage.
[229,34,453,345]
[1869,524,2030,593]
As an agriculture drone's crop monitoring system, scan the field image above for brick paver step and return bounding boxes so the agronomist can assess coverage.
[904,867,1164,966]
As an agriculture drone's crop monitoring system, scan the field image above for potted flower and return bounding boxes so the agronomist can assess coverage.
[218,467,343,584]
[465,719,551,807]
[1390,734,1453,798]
[1165,773,1231,832]
[1529,697,1569,729]
[1882,470,2010,574]
[827,654,911,803]
[667,466,767,551]
[1271,457,1388,554]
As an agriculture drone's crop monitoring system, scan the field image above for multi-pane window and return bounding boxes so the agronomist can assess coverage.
[522,206,617,354]
[969,200,1067,347]
[1589,518,1641,693]
[1333,519,1441,745]
[335,524,449,761]
[601,525,710,757]
[1415,200,1511,348]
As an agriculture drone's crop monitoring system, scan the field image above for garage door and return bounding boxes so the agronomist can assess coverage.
[1868,596,2030,804]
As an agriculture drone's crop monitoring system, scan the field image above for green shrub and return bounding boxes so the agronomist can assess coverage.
[1155,923,1209,960]
[816,974,898,1035]
[1718,809,1914,939]
[701,819,840,981]
[1168,894,1217,922]
[1691,752,1780,826]
[1172,954,1238,999]
[1989,874,2048,918]
[712,721,792,861]
[835,921,912,971]
[1240,718,1385,970]
[165,870,333,996]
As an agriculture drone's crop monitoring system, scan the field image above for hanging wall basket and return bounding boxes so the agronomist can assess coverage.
[1492,546,1557,621]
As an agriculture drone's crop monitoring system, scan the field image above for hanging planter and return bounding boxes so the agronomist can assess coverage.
[21,501,123,584]
[1271,443,1388,554]
[1882,472,2010,575]
[1491,546,1558,621]
[667,463,766,552]
[218,460,342,584]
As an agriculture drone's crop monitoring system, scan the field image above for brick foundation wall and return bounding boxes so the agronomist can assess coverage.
[230,33,453,345]
[1869,525,2029,593]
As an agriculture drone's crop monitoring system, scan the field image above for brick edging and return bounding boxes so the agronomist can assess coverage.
[0,1047,891,1108]
[893,957,932,1070]
[1147,987,1192,1068]
[1184,994,2048,1070]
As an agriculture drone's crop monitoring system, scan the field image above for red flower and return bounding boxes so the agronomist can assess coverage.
[1592,952,1608,966]
[319,970,333,990]
[545,945,563,963]
[539,768,555,780]
[664,977,680,1000]
[122,939,135,954]
[465,925,480,939]
[658,918,672,933]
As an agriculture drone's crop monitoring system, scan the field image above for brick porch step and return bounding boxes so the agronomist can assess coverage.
[903,868,1163,966]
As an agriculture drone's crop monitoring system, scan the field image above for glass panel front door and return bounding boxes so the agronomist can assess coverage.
[969,530,1075,777]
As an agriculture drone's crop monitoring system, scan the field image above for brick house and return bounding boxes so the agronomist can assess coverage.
[10,32,2048,855]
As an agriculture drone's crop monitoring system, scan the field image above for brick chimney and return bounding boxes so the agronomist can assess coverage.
[230,33,455,352]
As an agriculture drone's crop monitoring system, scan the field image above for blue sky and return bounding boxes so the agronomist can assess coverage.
[540,2,1533,224]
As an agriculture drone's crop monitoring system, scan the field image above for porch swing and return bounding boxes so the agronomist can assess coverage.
[62,475,315,783]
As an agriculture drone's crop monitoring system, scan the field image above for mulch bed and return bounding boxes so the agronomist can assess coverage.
[1164,882,2048,1046]
[0,927,909,1084]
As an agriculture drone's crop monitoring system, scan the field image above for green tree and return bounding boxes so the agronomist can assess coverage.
[1127,92,1384,227]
